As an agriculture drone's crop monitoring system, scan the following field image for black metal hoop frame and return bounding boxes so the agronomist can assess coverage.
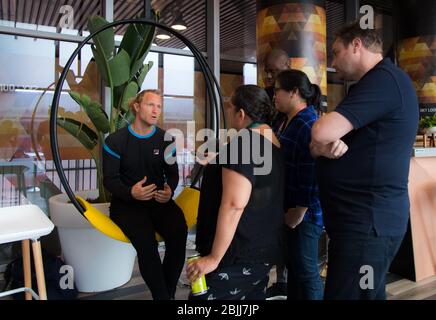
[50,18,224,215]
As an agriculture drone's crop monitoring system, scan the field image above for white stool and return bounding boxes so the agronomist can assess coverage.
[0,205,54,300]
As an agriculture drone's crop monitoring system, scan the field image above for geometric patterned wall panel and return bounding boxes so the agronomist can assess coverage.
[397,0,436,117]
[398,36,436,117]
[257,1,327,96]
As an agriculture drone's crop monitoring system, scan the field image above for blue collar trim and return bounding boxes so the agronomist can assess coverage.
[128,125,156,139]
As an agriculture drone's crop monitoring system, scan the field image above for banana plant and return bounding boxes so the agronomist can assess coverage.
[57,12,158,202]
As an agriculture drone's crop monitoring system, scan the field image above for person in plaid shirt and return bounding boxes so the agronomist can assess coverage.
[274,69,324,300]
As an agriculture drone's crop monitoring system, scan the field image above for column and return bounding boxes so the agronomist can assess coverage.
[256,0,327,97]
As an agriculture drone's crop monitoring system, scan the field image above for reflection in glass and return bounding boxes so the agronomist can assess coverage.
[163,54,194,96]
[243,63,257,85]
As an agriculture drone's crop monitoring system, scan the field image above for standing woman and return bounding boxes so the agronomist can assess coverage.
[187,85,285,300]
[274,70,324,299]
[102,89,187,300]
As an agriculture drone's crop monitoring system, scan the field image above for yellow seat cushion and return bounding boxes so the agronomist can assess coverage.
[76,186,200,243]
[76,196,130,243]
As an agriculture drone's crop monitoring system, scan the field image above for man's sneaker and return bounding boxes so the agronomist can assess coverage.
[266,282,287,300]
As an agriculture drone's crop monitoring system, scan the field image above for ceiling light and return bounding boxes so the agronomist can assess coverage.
[156,30,171,40]
[171,15,187,31]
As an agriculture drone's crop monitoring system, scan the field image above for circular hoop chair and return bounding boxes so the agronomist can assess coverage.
[50,18,224,244]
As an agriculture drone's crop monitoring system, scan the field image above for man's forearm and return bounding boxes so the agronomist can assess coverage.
[311,111,354,145]
[310,141,321,158]
[310,140,327,158]
[310,139,349,160]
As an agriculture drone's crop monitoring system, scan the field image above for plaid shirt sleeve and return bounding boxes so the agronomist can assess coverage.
[294,120,318,208]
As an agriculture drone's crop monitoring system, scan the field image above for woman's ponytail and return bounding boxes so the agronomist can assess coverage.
[309,83,322,111]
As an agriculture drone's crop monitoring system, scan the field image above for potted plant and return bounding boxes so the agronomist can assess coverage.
[419,114,436,134]
[49,13,158,292]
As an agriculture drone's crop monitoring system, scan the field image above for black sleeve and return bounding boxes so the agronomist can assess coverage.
[102,135,132,202]
[335,68,402,129]
[162,135,179,194]
[222,134,255,186]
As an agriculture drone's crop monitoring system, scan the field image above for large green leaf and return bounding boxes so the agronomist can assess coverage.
[131,24,154,62]
[108,49,131,87]
[134,13,157,62]
[113,85,126,113]
[130,51,147,79]
[120,81,139,113]
[88,16,114,60]
[119,24,143,64]
[132,34,155,77]
[91,46,109,86]
[69,91,83,105]
[88,101,110,133]
[57,118,98,150]
[88,16,115,88]
[69,92,110,134]
[136,61,153,88]
[119,11,157,70]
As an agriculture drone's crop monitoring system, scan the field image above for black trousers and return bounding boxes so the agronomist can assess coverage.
[324,228,404,300]
[110,199,187,300]
[189,263,272,300]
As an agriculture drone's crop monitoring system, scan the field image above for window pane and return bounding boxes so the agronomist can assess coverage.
[0,34,100,209]
[243,63,257,85]
[141,52,159,90]
[163,97,195,122]
[163,54,194,96]
[0,35,55,88]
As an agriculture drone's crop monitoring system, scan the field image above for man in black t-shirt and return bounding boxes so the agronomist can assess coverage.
[264,48,289,131]
[310,23,419,300]
[103,89,187,300]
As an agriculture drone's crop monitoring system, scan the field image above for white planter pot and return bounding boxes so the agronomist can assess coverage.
[424,127,436,134]
[49,191,136,293]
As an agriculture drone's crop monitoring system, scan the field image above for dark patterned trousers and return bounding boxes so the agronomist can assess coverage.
[189,263,272,300]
